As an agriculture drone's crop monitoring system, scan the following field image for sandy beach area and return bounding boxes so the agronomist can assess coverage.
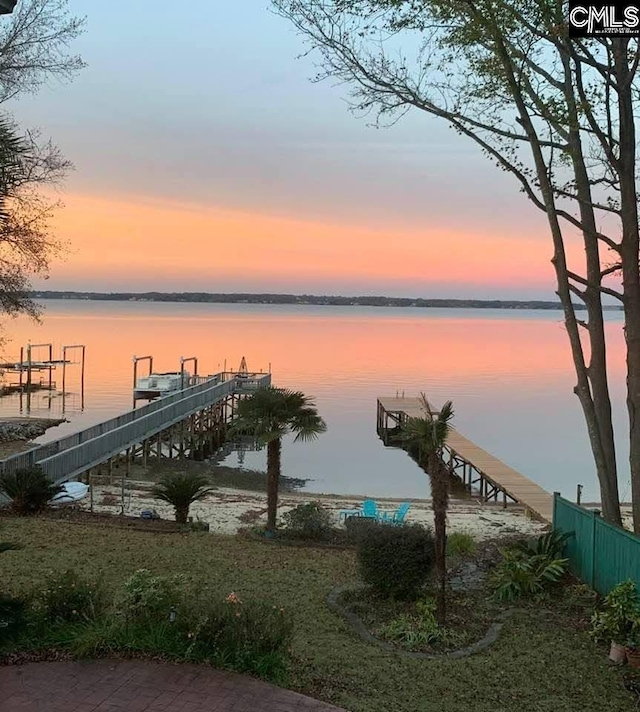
[81,479,550,540]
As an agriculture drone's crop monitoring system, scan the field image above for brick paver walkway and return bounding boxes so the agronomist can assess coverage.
[0,660,347,712]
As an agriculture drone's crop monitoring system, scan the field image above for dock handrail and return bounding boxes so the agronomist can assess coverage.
[0,372,270,478]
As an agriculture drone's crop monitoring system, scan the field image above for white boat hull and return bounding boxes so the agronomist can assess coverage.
[50,481,89,505]
[134,372,190,400]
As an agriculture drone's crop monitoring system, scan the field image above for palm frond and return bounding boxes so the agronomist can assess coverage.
[230,386,326,442]
[400,397,454,457]
[151,472,214,509]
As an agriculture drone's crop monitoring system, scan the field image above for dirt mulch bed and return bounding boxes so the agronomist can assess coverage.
[0,508,181,533]
[338,584,502,654]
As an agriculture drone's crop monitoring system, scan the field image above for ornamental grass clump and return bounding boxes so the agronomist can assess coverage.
[357,522,435,600]
[378,596,462,651]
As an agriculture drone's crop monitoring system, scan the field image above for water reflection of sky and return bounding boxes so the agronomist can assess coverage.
[0,301,627,502]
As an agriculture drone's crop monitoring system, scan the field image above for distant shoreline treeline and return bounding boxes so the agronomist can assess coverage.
[29,291,622,311]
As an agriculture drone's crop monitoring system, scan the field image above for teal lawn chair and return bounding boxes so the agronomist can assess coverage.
[338,499,380,522]
[338,505,361,522]
[361,499,379,519]
[381,502,410,525]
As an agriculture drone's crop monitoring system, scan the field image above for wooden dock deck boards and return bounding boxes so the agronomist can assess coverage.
[377,396,554,522]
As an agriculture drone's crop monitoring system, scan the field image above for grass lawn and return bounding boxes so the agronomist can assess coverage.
[0,517,635,712]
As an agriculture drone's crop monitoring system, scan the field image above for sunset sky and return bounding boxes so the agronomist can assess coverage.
[10,0,568,298]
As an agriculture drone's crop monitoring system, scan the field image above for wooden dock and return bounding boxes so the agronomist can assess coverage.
[377,396,554,523]
[0,371,271,484]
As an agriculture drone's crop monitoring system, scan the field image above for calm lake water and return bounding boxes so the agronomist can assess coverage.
[0,300,629,502]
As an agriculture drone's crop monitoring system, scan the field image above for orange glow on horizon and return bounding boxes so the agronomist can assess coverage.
[45,191,574,292]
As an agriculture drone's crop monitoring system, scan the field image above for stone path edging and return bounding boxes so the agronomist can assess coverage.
[327,583,513,660]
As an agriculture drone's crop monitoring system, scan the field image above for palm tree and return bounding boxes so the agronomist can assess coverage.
[151,472,214,524]
[230,387,327,532]
[401,395,454,624]
[0,466,62,515]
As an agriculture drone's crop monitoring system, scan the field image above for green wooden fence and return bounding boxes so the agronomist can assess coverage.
[553,493,640,595]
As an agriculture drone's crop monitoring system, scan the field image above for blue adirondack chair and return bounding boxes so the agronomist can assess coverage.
[338,499,380,522]
[381,502,410,525]
[361,499,379,519]
[337,505,362,522]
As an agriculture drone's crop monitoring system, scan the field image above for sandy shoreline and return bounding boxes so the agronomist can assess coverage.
[80,480,550,540]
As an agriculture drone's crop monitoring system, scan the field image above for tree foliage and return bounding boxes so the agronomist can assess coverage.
[274,0,640,529]
[230,387,326,531]
[0,0,84,319]
[401,395,453,622]
[151,472,214,524]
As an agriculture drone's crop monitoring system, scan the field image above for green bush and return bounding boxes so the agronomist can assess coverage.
[492,548,568,602]
[344,515,381,544]
[187,591,293,676]
[591,580,640,644]
[515,529,572,559]
[39,569,105,623]
[357,522,435,600]
[446,532,476,557]
[378,597,462,650]
[0,466,62,515]
[117,569,187,624]
[0,593,26,644]
[281,501,333,540]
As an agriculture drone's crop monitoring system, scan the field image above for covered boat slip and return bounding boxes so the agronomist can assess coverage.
[376,396,554,523]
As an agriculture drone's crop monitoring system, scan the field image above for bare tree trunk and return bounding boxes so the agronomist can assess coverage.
[612,39,640,532]
[559,46,621,526]
[428,452,448,625]
[266,438,282,532]
[175,506,189,524]
[493,35,622,524]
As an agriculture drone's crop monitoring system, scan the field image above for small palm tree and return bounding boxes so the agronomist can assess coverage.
[0,466,62,515]
[151,472,214,524]
[230,387,327,532]
[401,395,454,624]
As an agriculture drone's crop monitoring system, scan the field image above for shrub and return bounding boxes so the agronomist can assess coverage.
[281,501,333,540]
[515,529,572,559]
[39,569,105,623]
[591,580,640,644]
[446,532,476,557]
[357,522,435,600]
[152,472,214,524]
[186,591,293,677]
[344,515,382,544]
[492,548,568,602]
[0,466,62,515]
[117,569,187,624]
[0,593,26,644]
[378,597,462,650]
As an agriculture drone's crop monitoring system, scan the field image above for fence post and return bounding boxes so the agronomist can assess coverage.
[553,491,560,528]
[589,509,597,590]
